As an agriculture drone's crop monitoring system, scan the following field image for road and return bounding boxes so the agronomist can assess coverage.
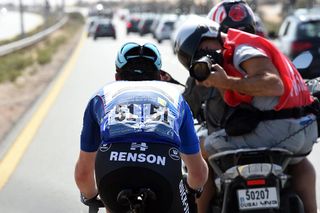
[0,11,44,40]
[0,18,187,212]
[0,17,319,212]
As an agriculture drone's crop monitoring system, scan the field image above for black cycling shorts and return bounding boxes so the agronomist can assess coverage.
[95,142,192,213]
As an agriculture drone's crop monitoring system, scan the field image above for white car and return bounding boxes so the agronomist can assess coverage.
[154,15,177,43]
[86,16,102,37]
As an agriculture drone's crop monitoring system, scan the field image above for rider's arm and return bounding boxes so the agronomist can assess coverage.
[179,100,208,190]
[75,97,103,199]
[226,56,284,96]
[203,45,284,97]
[181,152,208,190]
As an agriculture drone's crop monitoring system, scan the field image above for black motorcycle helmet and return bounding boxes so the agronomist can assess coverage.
[174,16,221,70]
[207,0,256,34]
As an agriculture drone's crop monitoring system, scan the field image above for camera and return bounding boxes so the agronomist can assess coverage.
[189,55,215,82]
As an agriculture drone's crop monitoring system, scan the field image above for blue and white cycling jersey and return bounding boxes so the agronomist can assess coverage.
[80,81,200,154]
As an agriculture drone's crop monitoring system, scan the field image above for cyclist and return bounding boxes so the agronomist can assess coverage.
[74,42,208,213]
[174,17,318,213]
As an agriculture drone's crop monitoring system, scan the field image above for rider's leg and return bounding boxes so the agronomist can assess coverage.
[196,137,215,213]
[288,158,317,213]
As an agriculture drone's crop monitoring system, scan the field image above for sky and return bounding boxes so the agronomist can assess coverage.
[1,0,97,6]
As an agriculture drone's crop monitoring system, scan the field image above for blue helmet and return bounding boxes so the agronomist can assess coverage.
[115,42,162,72]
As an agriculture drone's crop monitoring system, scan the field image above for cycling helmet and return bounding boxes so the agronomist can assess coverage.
[174,17,221,70]
[207,0,256,34]
[116,42,162,72]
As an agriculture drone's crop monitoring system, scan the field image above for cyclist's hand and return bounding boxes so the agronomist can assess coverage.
[182,175,203,199]
[80,193,105,208]
[182,175,203,213]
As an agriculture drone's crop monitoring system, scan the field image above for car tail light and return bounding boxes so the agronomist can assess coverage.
[127,22,132,28]
[96,26,100,32]
[291,41,312,56]
[246,179,266,186]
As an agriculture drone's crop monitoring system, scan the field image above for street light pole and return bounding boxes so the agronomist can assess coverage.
[19,0,25,38]
[61,0,65,13]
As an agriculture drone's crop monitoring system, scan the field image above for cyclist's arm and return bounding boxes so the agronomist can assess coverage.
[179,100,208,189]
[180,152,208,190]
[75,97,103,199]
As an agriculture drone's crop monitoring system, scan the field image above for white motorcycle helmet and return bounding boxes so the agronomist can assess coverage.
[174,16,221,70]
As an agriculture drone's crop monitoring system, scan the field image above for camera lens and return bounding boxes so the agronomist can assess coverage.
[191,62,211,81]
[190,55,213,82]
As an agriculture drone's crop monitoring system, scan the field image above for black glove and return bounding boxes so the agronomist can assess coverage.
[80,193,105,208]
[183,175,203,199]
[182,175,203,213]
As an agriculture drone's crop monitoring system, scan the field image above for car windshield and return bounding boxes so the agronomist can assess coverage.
[297,21,320,39]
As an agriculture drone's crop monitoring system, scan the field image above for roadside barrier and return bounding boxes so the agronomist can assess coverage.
[0,16,68,57]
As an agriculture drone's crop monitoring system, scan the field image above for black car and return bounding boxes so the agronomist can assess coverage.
[126,16,141,34]
[138,17,155,36]
[278,10,320,78]
[93,19,116,40]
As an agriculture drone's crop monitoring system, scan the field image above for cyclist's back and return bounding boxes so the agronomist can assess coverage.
[92,81,197,212]
[75,42,208,213]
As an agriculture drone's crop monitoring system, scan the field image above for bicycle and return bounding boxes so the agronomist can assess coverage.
[86,188,157,213]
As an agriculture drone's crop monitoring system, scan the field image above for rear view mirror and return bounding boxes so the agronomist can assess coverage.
[292,51,313,69]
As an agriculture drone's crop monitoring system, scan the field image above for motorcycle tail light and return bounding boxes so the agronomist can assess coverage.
[246,179,266,186]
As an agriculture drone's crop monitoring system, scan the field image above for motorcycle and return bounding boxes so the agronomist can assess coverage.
[182,51,317,213]
[207,147,305,213]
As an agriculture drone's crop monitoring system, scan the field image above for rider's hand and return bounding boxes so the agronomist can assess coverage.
[182,175,203,199]
[182,175,202,213]
[80,193,105,208]
[201,64,230,89]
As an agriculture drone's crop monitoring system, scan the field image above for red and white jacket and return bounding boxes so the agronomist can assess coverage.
[222,29,313,110]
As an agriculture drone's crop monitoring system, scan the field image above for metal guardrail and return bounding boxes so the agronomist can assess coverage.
[0,16,68,57]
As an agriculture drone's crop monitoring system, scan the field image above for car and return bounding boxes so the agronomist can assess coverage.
[150,15,161,38]
[87,16,102,37]
[126,14,141,34]
[154,15,177,43]
[92,19,116,40]
[138,16,156,36]
[277,10,320,78]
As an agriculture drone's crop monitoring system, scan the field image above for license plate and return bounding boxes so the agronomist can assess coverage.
[237,187,279,210]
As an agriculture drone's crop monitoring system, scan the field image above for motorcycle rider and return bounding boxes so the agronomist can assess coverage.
[175,17,318,213]
[74,42,208,213]
[182,1,267,212]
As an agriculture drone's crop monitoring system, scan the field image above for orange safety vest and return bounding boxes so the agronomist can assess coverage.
[222,29,313,110]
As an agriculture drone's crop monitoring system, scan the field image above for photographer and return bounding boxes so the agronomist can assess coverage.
[175,17,318,213]
[181,2,261,212]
